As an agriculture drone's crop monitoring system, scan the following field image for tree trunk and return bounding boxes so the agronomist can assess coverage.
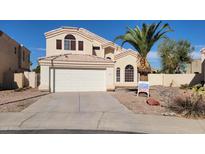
[140,57,146,69]
[138,57,151,81]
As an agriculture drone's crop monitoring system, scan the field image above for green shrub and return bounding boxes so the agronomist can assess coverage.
[192,84,205,95]
[193,83,202,89]
[167,94,205,119]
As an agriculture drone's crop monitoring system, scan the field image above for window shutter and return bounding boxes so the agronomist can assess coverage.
[56,40,62,49]
[78,41,84,51]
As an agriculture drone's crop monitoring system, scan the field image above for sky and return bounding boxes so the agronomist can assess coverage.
[0,20,205,69]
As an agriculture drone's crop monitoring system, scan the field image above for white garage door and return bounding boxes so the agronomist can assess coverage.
[51,68,106,92]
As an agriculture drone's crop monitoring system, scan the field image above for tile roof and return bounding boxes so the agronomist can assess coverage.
[39,54,114,63]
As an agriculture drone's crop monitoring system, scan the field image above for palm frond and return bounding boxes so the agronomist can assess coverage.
[114,21,172,69]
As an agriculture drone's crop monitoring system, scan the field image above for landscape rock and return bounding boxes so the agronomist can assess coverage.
[146,98,160,106]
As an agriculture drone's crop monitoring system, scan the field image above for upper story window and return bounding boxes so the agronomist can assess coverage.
[27,53,30,63]
[78,41,84,51]
[56,40,62,49]
[93,46,100,50]
[23,50,25,62]
[14,47,17,54]
[64,34,76,50]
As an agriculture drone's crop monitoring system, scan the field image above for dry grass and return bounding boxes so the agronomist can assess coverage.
[0,88,49,112]
[0,97,41,112]
[167,94,205,119]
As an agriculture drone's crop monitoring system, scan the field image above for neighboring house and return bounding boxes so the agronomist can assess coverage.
[201,48,205,83]
[186,59,201,74]
[39,27,141,92]
[0,30,30,89]
[186,48,205,75]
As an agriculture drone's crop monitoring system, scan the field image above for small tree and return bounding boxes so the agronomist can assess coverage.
[158,39,194,73]
[33,65,40,73]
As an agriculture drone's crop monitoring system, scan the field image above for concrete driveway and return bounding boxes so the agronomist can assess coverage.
[22,92,131,113]
[12,92,132,131]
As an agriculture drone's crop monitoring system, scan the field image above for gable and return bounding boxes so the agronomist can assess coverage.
[45,27,109,45]
[46,30,93,43]
[114,51,140,60]
[114,51,141,67]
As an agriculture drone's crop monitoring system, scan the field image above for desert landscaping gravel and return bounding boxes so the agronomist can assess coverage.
[0,88,49,112]
[110,86,187,115]
[0,97,41,112]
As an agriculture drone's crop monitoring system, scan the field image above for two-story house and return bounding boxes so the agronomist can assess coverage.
[0,30,31,89]
[39,27,140,92]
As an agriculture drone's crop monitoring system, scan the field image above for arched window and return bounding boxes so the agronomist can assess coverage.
[116,67,120,82]
[64,34,76,50]
[125,65,134,82]
[106,57,111,60]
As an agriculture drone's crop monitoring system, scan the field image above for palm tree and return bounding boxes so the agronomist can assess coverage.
[115,21,172,80]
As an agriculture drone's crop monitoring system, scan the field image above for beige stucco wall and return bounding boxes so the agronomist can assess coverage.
[149,74,203,87]
[0,31,30,88]
[148,74,163,86]
[114,55,138,87]
[0,33,19,85]
[14,72,37,89]
[45,30,120,60]
[24,71,37,88]
[92,40,104,57]
[46,32,105,57]
[21,47,30,70]
[106,67,115,90]
[39,65,50,91]
[201,49,205,83]
[14,73,24,88]
[186,60,201,74]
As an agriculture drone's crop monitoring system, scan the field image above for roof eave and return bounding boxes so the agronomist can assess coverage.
[39,59,114,67]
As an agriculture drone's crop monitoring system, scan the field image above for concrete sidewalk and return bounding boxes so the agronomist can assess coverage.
[0,112,205,133]
[0,92,205,133]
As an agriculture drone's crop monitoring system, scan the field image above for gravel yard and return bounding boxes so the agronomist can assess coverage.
[110,86,187,115]
[0,88,49,112]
